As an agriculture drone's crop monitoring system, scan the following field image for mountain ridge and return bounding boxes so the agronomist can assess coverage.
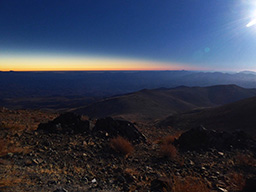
[72,84,256,121]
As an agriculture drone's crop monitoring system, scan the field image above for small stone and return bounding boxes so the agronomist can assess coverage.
[91,178,97,183]
[81,176,88,183]
[109,179,114,184]
[48,180,57,185]
[217,187,228,192]
[88,141,95,146]
[32,159,39,164]
[133,159,139,163]
[7,153,14,157]
[37,158,44,164]
[53,188,68,192]
[227,159,235,166]
[25,159,33,166]
[189,160,194,165]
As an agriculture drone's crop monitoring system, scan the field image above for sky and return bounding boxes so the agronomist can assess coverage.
[0,0,256,71]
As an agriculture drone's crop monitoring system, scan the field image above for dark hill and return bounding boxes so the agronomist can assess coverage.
[158,96,256,137]
[72,85,256,121]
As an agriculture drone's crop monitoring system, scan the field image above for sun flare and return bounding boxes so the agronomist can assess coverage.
[246,7,256,28]
[246,18,256,27]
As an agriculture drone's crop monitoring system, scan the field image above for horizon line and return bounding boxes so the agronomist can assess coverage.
[0,69,249,73]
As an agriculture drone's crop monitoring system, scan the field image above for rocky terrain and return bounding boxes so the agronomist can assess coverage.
[1,108,256,192]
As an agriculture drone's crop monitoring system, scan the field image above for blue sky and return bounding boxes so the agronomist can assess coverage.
[0,0,256,71]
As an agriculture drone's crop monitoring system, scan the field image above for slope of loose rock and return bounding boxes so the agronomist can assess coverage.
[1,110,256,192]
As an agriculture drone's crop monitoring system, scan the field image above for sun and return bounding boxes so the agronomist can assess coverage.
[246,18,256,27]
[246,8,256,28]
[242,0,256,28]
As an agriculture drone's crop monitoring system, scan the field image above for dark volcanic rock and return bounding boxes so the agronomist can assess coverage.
[150,177,171,192]
[93,117,146,143]
[37,112,90,134]
[242,176,256,192]
[175,126,254,151]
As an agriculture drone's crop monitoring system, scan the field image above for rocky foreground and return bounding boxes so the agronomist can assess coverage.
[0,109,256,192]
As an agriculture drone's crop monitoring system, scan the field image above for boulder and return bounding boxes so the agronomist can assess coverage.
[150,177,171,192]
[242,176,256,192]
[37,112,90,134]
[93,117,146,143]
[175,125,253,151]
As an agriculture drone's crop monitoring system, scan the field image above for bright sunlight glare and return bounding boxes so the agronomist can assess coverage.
[243,0,256,28]
[246,18,256,27]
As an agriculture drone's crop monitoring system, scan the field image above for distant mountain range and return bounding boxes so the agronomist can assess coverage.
[238,71,256,75]
[2,70,256,113]
[2,70,256,136]
[72,84,256,121]
[158,95,256,137]
[1,70,256,100]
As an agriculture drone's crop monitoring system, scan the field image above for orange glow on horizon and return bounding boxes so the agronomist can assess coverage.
[0,54,200,71]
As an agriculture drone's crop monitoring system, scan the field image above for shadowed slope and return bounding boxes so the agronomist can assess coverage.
[159,96,256,137]
[73,85,256,121]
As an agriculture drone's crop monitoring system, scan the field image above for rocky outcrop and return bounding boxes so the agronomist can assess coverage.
[37,114,146,143]
[242,176,256,192]
[175,126,254,151]
[37,112,90,134]
[93,117,146,143]
[150,177,171,192]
